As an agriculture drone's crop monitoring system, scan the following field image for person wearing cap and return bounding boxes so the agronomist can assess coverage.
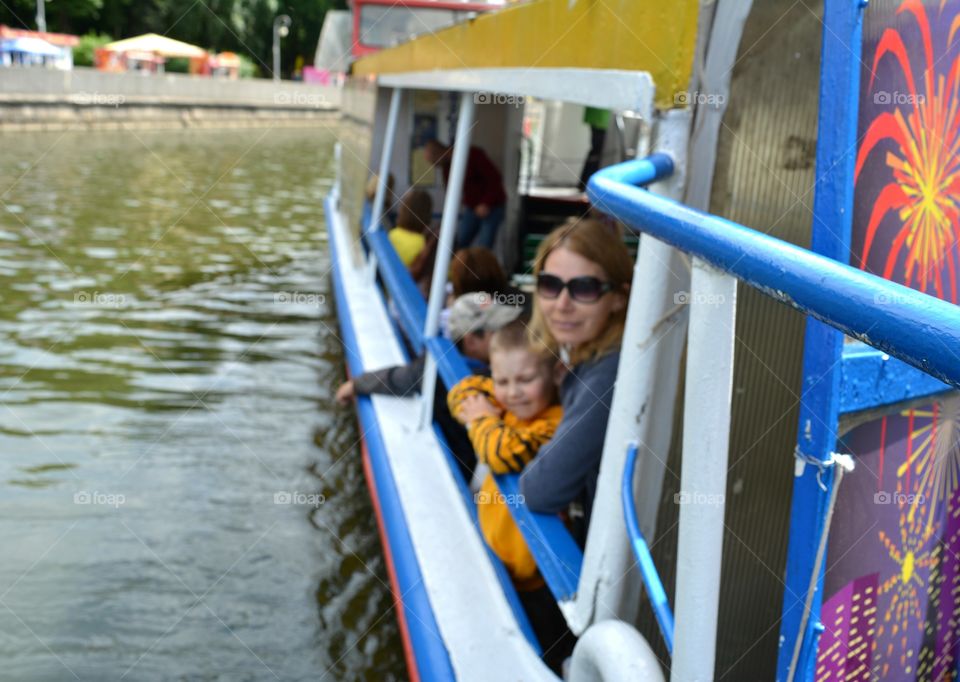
[334,293,523,479]
[445,291,524,360]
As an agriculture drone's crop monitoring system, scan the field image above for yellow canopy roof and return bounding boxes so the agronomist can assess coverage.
[103,33,207,59]
[353,0,699,110]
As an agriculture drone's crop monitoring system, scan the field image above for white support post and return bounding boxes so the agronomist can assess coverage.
[571,108,691,634]
[671,261,737,682]
[369,87,403,234]
[419,92,476,429]
[333,142,342,200]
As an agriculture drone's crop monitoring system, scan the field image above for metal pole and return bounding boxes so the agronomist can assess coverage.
[369,88,403,233]
[36,0,46,33]
[574,109,689,635]
[419,92,476,429]
[272,15,291,83]
[670,261,737,682]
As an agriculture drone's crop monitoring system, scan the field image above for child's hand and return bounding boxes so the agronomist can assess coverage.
[457,393,501,424]
[335,380,355,405]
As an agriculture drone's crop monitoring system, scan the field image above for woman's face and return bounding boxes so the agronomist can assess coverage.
[538,247,626,349]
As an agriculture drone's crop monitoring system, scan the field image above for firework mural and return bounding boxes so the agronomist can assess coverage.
[818,405,959,681]
[816,1,960,679]
[854,0,960,301]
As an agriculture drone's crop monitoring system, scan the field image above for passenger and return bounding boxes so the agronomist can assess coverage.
[446,319,575,673]
[336,246,507,404]
[437,247,513,336]
[423,139,507,251]
[335,292,522,479]
[447,320,561,591]
[388,189,433,267]
[364,172,398,226]
[519,217,632,545]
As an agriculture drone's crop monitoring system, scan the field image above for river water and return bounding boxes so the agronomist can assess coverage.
[0,128,404,680]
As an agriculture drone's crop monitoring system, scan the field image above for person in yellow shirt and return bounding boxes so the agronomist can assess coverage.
[388,189,433,267]
[447,321,561,591]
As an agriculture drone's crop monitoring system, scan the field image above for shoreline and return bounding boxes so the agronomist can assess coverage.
[0,66,341,132]
[0,102,339,132]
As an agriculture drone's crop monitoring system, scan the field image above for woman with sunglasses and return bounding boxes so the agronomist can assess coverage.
[520,216,633,546]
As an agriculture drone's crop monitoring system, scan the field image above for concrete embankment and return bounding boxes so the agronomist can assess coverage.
[0,66,340,131]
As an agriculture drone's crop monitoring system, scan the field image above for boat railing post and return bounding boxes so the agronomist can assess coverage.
[370,87,403,235]
[419,91,476,429]
[333,142,342,201]
[574,107,690,634]
[670,261,737,682]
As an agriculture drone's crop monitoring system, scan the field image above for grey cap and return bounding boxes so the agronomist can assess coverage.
[447,292,522,341]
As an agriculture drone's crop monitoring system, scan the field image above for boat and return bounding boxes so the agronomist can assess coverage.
[326,0,960,679]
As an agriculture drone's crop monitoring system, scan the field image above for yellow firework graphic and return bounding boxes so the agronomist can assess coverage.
[897,395,960,531]
[877,486,938,671]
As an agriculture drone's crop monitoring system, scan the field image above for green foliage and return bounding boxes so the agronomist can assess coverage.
[164,56,190,73]
[73,31,113,67]
[0,0,347,78]
[237,53,258,79]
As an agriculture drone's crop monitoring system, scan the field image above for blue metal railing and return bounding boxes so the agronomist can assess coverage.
[590,152,960,679]
[589,159,960,389]
[365,229,428,355]
[622,442,674,654]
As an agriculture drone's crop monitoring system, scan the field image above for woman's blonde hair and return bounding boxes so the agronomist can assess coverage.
[528,217,633,366]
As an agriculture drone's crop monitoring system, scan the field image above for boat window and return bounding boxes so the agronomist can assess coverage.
[359,6,474,49]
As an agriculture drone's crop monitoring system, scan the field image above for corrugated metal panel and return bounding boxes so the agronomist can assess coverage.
[637,2,824,678]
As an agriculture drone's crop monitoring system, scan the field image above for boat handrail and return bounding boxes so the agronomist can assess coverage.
[588,157,960,389]
[365,227,428,355]
[495,473,584,601]
[622,442,674,654]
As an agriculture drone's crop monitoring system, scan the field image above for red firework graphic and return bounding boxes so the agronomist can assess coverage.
[855,0,960,302]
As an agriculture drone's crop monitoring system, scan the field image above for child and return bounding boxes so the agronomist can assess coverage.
[336,292,522,480]
[447,321,561,591]
[388,189,433,267]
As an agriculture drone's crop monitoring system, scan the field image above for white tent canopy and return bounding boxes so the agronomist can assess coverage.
[2,36,62,56]
[103,33,207,59]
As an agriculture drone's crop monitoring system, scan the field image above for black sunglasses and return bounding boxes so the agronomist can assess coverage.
[536,273,613,303]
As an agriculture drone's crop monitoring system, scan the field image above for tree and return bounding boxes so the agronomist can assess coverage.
[0,0,347,78]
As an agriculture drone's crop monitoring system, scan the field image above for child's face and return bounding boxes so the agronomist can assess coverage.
[490,348,554,421]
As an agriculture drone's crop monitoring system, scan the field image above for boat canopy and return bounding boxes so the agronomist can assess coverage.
[352,0,699,110]
[379,67,654,111]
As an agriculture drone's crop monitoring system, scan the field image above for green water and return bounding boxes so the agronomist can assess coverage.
[0,128,405,680]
